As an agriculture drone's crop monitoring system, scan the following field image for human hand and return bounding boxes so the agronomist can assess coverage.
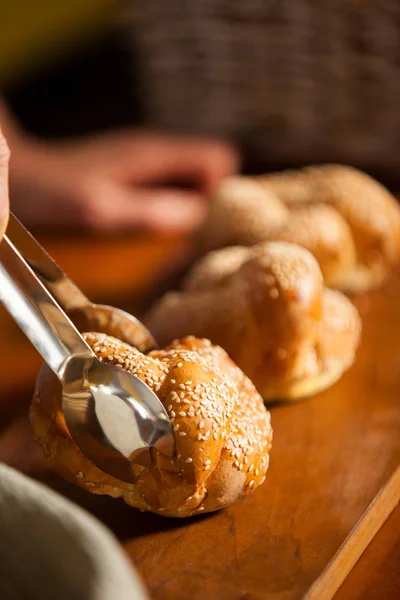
[9,130,239,233]
[0,128,10,239]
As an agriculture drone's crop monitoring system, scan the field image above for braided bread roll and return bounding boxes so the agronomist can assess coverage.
[198,165,400,293]
[146,242,361,401]
[30,335,272,518]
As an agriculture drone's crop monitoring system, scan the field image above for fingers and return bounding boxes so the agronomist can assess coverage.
[130,189,207,232]
[7,130,239,234]
[80,179,207,233]
[0,128,10,239]
[118,135,240,192]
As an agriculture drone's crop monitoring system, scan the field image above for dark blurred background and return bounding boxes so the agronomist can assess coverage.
[1,0,136,139]
[3,1,400,184]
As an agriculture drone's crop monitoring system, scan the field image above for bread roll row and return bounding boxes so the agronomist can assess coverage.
[198,165,400,293]
[32,164,392,518]
[146,242,361,401]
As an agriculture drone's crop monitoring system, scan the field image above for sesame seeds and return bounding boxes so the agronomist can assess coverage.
[76,472,84,479]
[83,333,272,511]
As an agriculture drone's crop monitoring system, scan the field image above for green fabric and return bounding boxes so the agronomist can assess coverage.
[0,465,148,600]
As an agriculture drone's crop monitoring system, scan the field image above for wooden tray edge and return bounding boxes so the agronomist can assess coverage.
[304,465,400,600]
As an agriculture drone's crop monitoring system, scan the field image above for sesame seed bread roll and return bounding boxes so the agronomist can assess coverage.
[30,335,272,518]
[259,164,400,293]
[146,242,361,401]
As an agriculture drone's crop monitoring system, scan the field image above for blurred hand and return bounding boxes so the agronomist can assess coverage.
[0,129,10,239]
[9,130,239,233]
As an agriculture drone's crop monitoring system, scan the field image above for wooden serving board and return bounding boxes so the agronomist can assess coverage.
[0,237,399,600]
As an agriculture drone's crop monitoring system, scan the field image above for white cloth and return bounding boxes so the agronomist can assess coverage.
[0,464,148,600]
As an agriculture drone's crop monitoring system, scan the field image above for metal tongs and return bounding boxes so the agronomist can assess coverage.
[0,214,175,482]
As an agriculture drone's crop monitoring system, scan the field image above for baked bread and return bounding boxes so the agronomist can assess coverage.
[146,242,361,400]
[198,176,289,252]
[198,165,400,293]
[30,334,272,518]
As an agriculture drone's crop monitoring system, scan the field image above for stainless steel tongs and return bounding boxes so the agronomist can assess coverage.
[0,214,174,482]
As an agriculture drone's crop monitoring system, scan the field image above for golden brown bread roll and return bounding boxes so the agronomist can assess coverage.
[146,242,361,401]
[30,335,272,518]
[198,176,289,253]
[198,165,400,293]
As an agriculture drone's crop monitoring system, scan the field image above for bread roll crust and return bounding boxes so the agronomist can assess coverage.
[31,335,272,518]
[198,176,289,253]
[278,205,357,288]
[146,242,361,401]
[260,165,400,292]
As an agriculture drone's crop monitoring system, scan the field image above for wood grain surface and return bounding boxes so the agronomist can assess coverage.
[0,232,399,600]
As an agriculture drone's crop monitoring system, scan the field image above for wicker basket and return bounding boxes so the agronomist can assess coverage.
[124,0,400,173]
